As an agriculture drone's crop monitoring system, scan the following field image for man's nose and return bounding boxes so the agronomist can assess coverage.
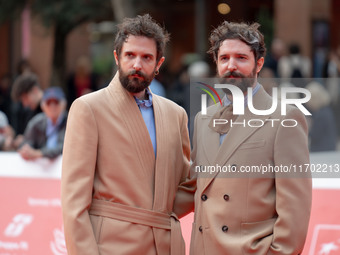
[227,58,237,71]
[133,57,142,71]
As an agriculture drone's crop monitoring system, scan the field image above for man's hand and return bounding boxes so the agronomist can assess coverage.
[18,144,43,160]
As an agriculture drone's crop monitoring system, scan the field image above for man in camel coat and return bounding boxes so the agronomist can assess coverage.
[61,14,190,255]
[176,21,312,255]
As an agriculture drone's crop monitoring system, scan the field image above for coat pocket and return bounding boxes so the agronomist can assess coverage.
[241,218,275,254]
[238,140,265,150]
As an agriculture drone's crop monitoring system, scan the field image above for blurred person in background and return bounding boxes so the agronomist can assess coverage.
[11,73,43,146]
[0,111,15,151]
[66,56,99,108]
[323,46,340,138]
[11,73,43,112]
[264,38,286,78]
[17,87,67,160]
[0,74,13,122]
[168,64,190,114]
[258,67,278,95]
[187,60,211,141]
[323,47,340,82]
[169,60,210,117]
[9,59,36,131]
[305,81,337,152]
[324,49,340,104]
[16,59,34,77]
[61,14,190,255]
[278,43,311,88]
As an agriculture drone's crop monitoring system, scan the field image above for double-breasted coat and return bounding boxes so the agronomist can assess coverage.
[188,85,312,255]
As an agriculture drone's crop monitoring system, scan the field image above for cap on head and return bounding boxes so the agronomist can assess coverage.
[42,87,65,102]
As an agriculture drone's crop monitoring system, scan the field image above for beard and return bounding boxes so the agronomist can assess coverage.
[118,67,155,94]
[219,67,257,95]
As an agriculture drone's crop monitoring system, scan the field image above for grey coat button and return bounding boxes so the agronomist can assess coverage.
[199,226,203,232]
[223,194,230,201]
[201,194,208,201]
[222,225,229,232]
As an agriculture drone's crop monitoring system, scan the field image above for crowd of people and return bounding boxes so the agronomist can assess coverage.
[0,59,95,158]
[1,19,339,157]
[261,40,339,152]
[0,73,68,159]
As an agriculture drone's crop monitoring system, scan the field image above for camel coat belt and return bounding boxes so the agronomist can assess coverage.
[89,199,185,255]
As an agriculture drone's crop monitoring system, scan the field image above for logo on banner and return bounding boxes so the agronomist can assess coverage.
[4,214,33,237]
[50,227,67,255]
[309,224,340,255]
[318,241,340,255]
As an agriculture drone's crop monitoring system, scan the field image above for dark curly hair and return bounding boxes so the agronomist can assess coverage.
[114,14,170,62]
[208,21,266,62]
[11,73,40,101]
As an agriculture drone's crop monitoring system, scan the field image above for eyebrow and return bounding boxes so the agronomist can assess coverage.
[124,51,135,55]
[219,53,249,58]
[124,51,155,57]
[236,53,249,58]
[143,53,154,58]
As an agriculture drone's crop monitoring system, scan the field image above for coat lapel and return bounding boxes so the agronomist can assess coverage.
[149,95,175,254]
[151,95,169,211]
[201,104,223,165]
[201,86,274,192]
[107,73,156,190]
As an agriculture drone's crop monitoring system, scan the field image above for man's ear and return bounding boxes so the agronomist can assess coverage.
[156,57,165,73]
[113,50,119,65]
[256,57,264,74]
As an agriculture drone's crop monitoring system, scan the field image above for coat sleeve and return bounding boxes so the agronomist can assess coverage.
[268,107,312,255]
[173,110,197,218]
[40,143,63,159]
[61,98,99,255]
[22,114,42,148]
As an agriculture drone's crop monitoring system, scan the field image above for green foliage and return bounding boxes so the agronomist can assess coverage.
[32,0,110,33]
[0,0,26,24]
[0,0,111,33]
[256,6,274,51]
[93,55,114,76]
